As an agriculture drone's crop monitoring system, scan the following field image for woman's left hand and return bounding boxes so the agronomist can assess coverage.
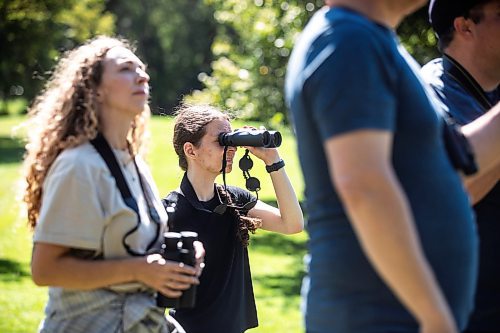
[241,126,281,165]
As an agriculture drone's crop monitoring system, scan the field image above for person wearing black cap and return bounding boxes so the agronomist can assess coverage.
[286,0,500,332]
[421,1,500,332]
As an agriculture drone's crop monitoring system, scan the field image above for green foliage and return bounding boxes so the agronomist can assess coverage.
[57,0,115,42]
[0,97,27,116]
[187,0,324,127]
[0,0,115,114]
[106,0,217,114]
[397,7,440,65]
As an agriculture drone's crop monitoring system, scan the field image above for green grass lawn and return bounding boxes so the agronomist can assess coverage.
[0,114,307,333]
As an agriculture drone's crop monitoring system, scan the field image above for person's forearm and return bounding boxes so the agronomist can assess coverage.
[335,169,454,327]
[32,243,201,297]
[32,252,141,289]
[464,163,500,204]
[269,167,304,234]
[462,102,500,174]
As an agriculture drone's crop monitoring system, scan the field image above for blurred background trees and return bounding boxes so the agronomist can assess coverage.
[106,0,217,114]
[1,0,439,123]
[0,0,114,115]
[185,0,323,127]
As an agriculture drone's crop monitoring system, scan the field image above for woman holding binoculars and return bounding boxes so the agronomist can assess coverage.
[164,104,304,333]
[24,36,204,333]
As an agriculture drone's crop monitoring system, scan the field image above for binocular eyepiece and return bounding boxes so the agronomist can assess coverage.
[156,231,198,309]
[218,129,282,148]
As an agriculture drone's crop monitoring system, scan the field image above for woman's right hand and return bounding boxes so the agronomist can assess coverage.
[135,254,200,298]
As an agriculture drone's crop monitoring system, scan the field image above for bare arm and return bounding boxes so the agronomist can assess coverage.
[462,102,500,170]
[31,242,204,298]
[462,102,500,195]
[325,130,457,333]
[466,163,500,204]
[245,146,304,234]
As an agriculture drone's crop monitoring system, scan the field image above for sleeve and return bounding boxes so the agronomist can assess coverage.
[304,26,397,140]
[228,186,257,212]
[33,157,105,250]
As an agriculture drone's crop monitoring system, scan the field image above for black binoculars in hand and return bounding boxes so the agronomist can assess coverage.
[156,231,198,309]
[218,129,282,148]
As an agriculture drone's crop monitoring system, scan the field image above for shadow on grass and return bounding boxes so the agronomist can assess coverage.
[0,258,31,282]
[253,269,306,297]
[251,232,308,297]
[251,231,307,256]
[0,136,25,164]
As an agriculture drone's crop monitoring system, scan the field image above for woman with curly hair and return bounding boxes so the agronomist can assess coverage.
[163,104,304,333]
[23,36,204,333]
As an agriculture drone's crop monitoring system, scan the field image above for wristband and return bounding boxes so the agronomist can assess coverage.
[265,159,285,173]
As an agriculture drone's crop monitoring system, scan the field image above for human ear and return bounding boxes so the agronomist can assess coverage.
[453,17,474,39]
[184,142,196,160]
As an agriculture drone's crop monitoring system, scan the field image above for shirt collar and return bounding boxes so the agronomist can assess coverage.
[180,172,221,213]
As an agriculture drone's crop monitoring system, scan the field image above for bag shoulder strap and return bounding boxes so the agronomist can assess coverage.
[444,54,492,111]
[90,133,164,256]
[90,133,135,207]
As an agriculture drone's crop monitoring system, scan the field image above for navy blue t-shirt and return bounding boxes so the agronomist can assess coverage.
[162,174,258,333]
[286,7,478,332]
[422,57,500,332]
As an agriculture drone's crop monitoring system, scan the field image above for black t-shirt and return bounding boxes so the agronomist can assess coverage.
[162,173,258,333]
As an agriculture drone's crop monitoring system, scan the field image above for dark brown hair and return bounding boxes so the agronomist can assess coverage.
[216,185,261,247]
[173,104,227,171]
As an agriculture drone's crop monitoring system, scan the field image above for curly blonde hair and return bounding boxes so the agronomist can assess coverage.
[23,36,151,229]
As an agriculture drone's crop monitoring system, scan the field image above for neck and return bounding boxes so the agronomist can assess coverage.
[445,47,500,92]
[326,0,405,28]
[100,109,134,150]
[186,168,218,201]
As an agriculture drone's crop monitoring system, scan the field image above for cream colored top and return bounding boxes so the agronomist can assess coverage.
[34,142,168,286]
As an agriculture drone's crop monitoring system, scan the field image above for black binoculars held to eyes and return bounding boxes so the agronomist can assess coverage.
[218,129,282,148]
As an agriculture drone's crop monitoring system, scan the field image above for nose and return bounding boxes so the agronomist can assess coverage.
[137,67,150,83]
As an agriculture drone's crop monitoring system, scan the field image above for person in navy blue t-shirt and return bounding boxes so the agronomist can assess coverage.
[421,1,500,332]
[285,0,500,332]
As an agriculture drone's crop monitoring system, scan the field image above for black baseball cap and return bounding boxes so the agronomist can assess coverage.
[429,0,489,36]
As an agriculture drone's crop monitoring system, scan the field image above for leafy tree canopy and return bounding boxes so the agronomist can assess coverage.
[186,0,323,127]
[0,0,114,114]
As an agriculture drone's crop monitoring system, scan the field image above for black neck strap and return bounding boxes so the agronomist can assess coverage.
[90,133,160,256]
[443,54,493,112]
